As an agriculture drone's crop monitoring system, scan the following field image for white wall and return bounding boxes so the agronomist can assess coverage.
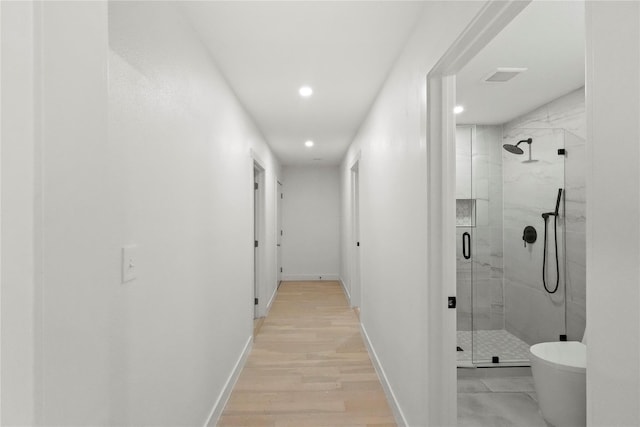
[282,166,340,281]
[1,2,38,424]
[586,2,640,425]
[339,2,484,425]
[108,3,280,425]
[2,2,281,425]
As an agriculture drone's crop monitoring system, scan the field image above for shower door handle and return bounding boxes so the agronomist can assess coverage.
[462,232,471,260]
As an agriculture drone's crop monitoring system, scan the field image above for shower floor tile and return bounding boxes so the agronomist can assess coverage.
[457,330,530,365]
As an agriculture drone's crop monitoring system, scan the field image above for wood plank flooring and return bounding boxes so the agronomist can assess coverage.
[218,281,396,427]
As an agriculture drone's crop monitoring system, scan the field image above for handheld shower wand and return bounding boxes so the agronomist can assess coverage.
[542,188,563,294]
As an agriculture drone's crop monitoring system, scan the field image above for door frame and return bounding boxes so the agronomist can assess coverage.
[252,156,266,319]
[349,158,361,308]
[276,179,283,288]
[424,1,530,424]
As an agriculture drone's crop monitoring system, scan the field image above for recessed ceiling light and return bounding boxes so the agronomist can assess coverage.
[454,105,464,114]
[299,86,313,97]
[305,140,314,147]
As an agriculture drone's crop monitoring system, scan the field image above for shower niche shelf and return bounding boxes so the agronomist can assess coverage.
[456,198,476,227]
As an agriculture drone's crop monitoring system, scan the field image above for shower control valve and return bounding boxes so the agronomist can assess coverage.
[522,226,537,247]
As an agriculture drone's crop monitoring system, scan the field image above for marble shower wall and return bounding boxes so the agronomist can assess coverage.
[503,88,586,344]
[502,127,566,343]
[456,125,504,331]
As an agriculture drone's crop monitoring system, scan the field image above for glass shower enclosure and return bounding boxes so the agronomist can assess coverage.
[456,125,581,366]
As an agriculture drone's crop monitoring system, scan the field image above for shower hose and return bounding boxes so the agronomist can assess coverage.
[542,213,560,294]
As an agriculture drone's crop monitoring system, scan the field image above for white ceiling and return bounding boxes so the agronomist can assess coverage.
[456,1,585,125]
[182,1,425,165]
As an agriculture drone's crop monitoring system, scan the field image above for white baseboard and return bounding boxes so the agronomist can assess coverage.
[339,277,351,304]
[281,274,340,281]
[265,284,278,315]
[360,324,408,427]
[204,335,253,427]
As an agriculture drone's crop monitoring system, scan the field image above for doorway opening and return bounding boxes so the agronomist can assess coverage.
[253,162,266,321]
[427,0,587,425]
[276,180,283,289]
[425,1,532,424]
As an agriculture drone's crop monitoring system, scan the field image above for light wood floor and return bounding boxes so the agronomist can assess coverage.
[218,281,396,427]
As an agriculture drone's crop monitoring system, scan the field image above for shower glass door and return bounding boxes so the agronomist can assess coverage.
[499,128,567,361]
[470,125,506,364]
[455,126,474,365]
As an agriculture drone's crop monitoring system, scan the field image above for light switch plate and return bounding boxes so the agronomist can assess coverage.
[122,245,137,283]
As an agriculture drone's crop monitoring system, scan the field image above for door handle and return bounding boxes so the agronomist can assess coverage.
[462,232,471,260]
[277,244,281,247]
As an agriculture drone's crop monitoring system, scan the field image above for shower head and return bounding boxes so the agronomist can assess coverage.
[503,144,524,155]
[503,138,532,155]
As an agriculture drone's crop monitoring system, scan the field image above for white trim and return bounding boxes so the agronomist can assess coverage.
[425,1,530,425]
[281,274,340,281]
[349,163,361,308]
[252,160,266,319]
[0,5,3,424]
[0,4,3,423]
[360,324,407,427]
[428,1,530,77]
[204,335,253,427]
[249,148,266,171]
[264,283,278,316]
[339,277,351,304]
[425,73,458,425]
[348,150,361,171]
[275,177,282,291]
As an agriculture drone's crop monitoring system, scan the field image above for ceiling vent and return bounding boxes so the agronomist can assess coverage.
[483,67,527,83]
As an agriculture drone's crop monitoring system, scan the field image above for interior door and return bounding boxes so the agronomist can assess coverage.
[253,168,259,319]
[277,181,283,286]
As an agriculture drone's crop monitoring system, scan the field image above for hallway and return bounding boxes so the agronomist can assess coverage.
[219,281,395,427]
[3,2,640,426]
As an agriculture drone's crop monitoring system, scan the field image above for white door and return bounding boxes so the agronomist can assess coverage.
[253,168,259,318]
[277,181,283,286]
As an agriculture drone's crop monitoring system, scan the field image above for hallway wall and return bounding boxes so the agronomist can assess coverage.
[2,2,281,426]
[108,3,281,426]
[282,166,340,281]
[1,2,38,424]
[585,2,640,425]
[339,2,484,425]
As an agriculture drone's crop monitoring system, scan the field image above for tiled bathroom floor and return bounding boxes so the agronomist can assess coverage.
[457,329,531,365]
[458,367,547,427]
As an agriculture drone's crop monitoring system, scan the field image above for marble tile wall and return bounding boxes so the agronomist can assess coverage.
[564,130,586,340]
[456,125,504,332]
[503,88,586,344]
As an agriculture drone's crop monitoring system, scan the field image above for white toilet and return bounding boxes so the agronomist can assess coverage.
[529,335,586,427]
